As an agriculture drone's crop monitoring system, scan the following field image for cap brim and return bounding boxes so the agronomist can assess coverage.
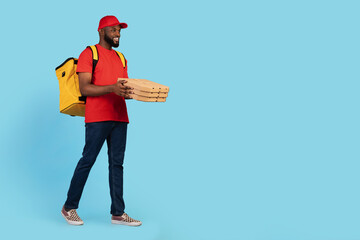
[106,22,128,29]
[119,23,128,29]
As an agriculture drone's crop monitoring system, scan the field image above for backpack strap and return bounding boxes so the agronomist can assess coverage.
[87,45,99,74]
[115,50,126,69]
[79,45,99,103]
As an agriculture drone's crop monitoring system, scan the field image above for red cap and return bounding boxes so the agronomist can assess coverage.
[98,15,128,31]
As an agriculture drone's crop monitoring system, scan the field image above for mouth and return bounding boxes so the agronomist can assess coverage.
[113,37,119,42]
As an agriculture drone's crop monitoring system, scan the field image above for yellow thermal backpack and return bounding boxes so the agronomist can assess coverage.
[55,45,126,117]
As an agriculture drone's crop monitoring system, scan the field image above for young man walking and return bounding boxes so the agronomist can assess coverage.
[61,15,141,226]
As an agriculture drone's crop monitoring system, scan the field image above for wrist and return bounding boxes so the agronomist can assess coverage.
[108,84,116,93]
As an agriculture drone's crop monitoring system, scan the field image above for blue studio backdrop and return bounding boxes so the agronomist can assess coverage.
[0,0,360,239]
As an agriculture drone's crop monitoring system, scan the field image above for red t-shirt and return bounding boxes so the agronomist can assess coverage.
[76,44,129,123]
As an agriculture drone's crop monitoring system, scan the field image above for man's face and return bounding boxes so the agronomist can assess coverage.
[104,25,121,48]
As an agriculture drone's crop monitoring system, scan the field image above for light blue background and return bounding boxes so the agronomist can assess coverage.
[0,0,359,239]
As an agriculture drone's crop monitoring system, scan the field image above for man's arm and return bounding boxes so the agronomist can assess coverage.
[78,72,133,98]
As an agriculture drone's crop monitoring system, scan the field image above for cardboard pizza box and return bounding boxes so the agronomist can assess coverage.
[118,78,169,93]
[133,89,168,98]
[129,93,167,102]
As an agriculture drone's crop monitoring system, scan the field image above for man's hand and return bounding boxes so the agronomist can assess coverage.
[78,72,133,98]
[113,80,134,98]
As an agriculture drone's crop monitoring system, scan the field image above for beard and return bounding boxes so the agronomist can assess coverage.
[104,33,119,48]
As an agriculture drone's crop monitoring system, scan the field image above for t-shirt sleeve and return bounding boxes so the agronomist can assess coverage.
[76,48,93,73]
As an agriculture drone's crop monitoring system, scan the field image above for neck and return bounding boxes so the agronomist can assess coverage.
[99,39,112,50]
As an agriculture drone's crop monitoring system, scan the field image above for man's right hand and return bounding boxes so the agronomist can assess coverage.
[112,80,134,98]
[78,72,134,98]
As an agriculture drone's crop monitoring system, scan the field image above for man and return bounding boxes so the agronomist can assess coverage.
[61,15,142,226]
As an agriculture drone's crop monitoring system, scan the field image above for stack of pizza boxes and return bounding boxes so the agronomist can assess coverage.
[118,78,169,102]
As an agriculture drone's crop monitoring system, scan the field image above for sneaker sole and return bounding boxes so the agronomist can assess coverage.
[61,211,84,226]
[111,219,142,226]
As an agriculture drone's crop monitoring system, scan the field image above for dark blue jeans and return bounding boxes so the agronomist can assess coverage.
[64,121,128,216]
